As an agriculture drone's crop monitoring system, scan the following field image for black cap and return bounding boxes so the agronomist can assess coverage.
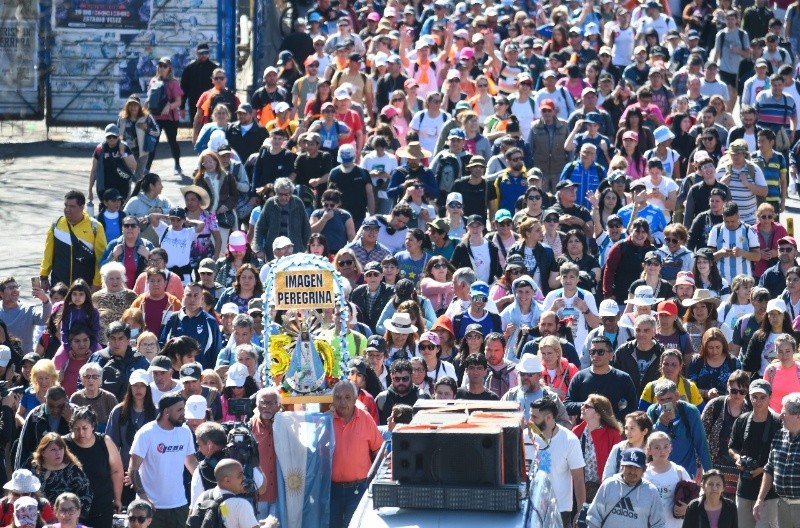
[196,43,210,52]
[347,358,368,376]
[465,323,484,336]
[168,207,186,219]
[103,188,123,201]
[366,335,387,353]
[349,52,363,62]
[644,251,662,263]
[465,214,485,225]
[21,352,41,365]
[556,180,577,191]
[179,363,202,381]
[158,393,185,413]
[364,261,382,273]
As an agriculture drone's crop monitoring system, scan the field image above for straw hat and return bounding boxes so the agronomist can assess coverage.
[396,141,432,160]
[181,185,211,210]
[681,288,721,308]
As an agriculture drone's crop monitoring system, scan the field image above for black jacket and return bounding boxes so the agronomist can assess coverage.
[375,73,409,112]
[507,242,559,296]
[682,496,738,528]
[16,403,75,470]
[612,340,665,396]
[226,122,269,162]
[180,58,218,110]
[350,283,395,332]
[87,346,151,401]
[451,239,502,284]
[375,385,429,425]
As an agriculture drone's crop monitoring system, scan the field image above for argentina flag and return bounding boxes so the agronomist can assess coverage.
[274,412,335,528]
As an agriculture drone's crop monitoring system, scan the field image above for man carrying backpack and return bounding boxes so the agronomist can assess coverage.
[189,458,278,528]
[192,68,240,144]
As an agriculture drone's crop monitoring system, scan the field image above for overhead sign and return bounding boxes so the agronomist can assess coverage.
[274,270,335,310]
[53,0,152,29]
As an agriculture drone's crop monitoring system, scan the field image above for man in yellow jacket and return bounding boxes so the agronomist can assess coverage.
[40,190,107,291]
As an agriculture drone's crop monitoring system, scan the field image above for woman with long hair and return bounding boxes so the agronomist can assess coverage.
[717,275,755,342]
[469,75,495,124]
[220,363,259,422]
[54,280,100,356]
[145,57,183,175]
[507,217,559,294]
[420,256,455,316]
[628,252,674,301]
[639,349,702,410]
[334,248,364,290]
[763,333,800,412]
[26,433,92,515]
[382,311,418,363]
[683,290,722,354]
[306,233,332,261]
[415,331,457,382]
[182,185,222,267]
[483,96,512,141]
[618,130,647,180]
[17,359,58,420]
[192,149,239,247]
[538,335,578,401]
[543,24,569,54]
[615,107,655,154]
[572,394,623,501]
[117,96,159,180]
[489,258,527,313]
[588,187,622,232]
[410,357,434,397]
[512,186,547,227]
[430,315,457,363]
[304,79,333,123]
[214,263,263,314]
[452,324,484,382]
[688,328,742,401]
[105,369,156,508]
[158,335,200,373]
[558,229,601,291]
[395,228,431,288]
[689,127,723,167]
[123,173,173,246]
[644,432,692,525]
[603,411,653,479]
[741,298,795,378]
[692,248,730,299]
[701,370,751,472]
[668,113,695,180]
[708,95,736,130]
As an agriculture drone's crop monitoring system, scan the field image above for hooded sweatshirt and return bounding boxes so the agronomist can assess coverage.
[586,474,666,528]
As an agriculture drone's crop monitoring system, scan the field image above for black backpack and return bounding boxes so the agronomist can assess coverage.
[209,89,238,115]
[186,490,231,528]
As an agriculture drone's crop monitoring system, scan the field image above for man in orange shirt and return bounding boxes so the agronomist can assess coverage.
[330,380,383,528]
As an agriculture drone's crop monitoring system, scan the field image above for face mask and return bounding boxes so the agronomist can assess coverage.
[130,328,141,339]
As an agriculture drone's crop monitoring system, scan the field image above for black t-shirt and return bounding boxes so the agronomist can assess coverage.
[294,151,333,187]
[456,388,500,400]
[329,166,371,221]
[729,412,780,500]
[451,176,498,218]
[550,202,592,234]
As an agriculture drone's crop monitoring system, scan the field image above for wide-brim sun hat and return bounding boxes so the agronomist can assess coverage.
[181,185,211,210]
[384,312,418,334]
[681,288,721,308]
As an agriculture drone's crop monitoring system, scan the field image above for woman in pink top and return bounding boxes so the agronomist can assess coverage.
[420,256,455,315]
[763,333,800,412]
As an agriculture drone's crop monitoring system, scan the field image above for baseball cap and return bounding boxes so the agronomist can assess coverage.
[656,300,678,317]
[779,236,798,248]
[427,218,450,233]
[495,209,513,222]
[364,261,383,274]
[556,180,577,191]
[184,395,208,420]
[469,281,490,297]
[347,358,368,377]
[0,346,11,368]
[220,302,240,316]
[104,124,120,137]
[366,335,387,353]
[620,448,647,469]
[272,236,293,251]
[749,379,772,396]
[148,355,172,373]
[228,230,247,252]
[198,258,217,274]
[158,393,184,414]
[418,331,440,346]
[598,299,620,317]
[168,207,186,219]
[129,369,150,386]
[247,298,264,314]
[466,214,485,226]
[448,127,467,140]
[362,217,380,228]
[179,362,202,382]
[225,362,249,387]
[446,192,463,204]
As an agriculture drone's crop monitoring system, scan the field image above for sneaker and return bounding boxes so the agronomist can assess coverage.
[174,166,183,176]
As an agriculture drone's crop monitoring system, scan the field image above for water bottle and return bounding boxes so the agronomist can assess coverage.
[86,201,95,217]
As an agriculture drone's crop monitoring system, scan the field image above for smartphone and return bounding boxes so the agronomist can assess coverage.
[31,277,41,290]
[662,402,675,413]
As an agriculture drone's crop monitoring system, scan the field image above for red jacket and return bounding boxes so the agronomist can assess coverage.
[571,422,624,482]
[542,357,579,401]
[358,389,379,424]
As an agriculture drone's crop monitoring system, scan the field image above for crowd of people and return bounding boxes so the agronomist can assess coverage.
[12,0,800,526]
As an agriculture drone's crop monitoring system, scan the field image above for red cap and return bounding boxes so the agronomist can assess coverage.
[656,300,678,317]
[539,98,555,110]
[779,236,797,248]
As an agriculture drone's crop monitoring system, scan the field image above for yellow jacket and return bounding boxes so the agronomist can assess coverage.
[40,212,107,287]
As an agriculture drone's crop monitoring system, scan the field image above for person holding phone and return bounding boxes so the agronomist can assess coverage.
[0,277,52,358]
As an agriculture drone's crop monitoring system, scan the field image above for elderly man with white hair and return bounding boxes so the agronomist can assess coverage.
[253,177,311,261]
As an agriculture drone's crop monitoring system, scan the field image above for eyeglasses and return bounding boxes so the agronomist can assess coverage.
[123,223,139,228]
[589,349,607,356]
[728,388,747,396]
[472,295,488,303]
[128,516,148,524]
[664,237,680,244]
[433,263,448,269]
[411,367,425,373]
[392,376,411,382]
[419,344,437,351]
[527,195,542,200]
[780,247,795,252]
[646,261,661,266]
[509,157,524,162]
[447,202,462,208]
[338,260,354,266]
[82,374,100,380]
[761,214,775,220]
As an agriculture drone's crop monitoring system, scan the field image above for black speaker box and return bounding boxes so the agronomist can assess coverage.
[468,412,525,484]
[392,425,503,486]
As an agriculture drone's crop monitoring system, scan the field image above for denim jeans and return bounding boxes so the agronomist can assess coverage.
[329,480,367,528]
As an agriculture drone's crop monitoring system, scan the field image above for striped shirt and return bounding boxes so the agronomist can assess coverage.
[715,162,767,225]
[752,151,787,210]
[755,91,796,132]
[707,221,760,284]
[764,428,800,499]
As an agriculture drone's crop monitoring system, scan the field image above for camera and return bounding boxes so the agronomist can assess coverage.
[739,456,759,479]
[226,397,255,419]
[0,382,25,399]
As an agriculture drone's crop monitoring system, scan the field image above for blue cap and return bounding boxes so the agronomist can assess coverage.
[469,281,490,297]
[308,12,322,22]
[585,112,602,125]
[447,127,466,140]
[362,216,380,228]
[620,448,647,469]
[495,209,512,222]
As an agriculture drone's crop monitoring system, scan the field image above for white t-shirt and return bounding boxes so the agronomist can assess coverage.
[154,223,198,269]
[470,240,492,283]
[718,302,754,343]
[149,380,184,406]
[542,288,599,355]
[533,425,585,512]
[426,360,457,382]
[409,110,448,154]
[644,462,691,528]
[130,421,195,509]
[643,176,680,222]
[190,467,265,508]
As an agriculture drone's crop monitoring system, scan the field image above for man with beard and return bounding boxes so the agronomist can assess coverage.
[180,43,217,123]
[129,394,197,528]
[251,67,292,127]
[225,103,268,163]
[456,352,500,401]
[375,359,428,424]
[521,310,582,367]
[565,336,638,422]
[502,354,571,425]
[759,236,800,297]
[529,396,586,528]
[613,314,665,397]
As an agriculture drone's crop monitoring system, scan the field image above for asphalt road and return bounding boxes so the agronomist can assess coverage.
[0,127,197,303]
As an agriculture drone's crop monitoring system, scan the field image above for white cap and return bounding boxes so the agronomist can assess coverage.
[598,299,620,317]
[767,298,787,313]
[221,302,240,315]
[184,394,208,420]
[272,236,294,251]
[225,362,249,387]
[373,51,389,67]
[274,101,290,113]
[128,369,151,386]
[334,87,351,99]
[446,192,463,204]
[516,353,543,373]
[0,346,11,368]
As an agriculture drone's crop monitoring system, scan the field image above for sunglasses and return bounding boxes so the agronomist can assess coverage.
[213,76,226,80]
[589,349,607,356]
[702,136,714,141]
[728,388,747,396]
[498,220,512,227]
[123,223,138,228]
[779,246,795,252]
[433,263,448,269]
[472,295,488,302]
[419,344,437,350]
[448,202,463,208]
[392,376,411,382]
[761,214,775,220]
[391,98,403,102]
[545,217,559,223]
[128,516,149,524]
[338,260,354,266]
[508,268,523,275]
[664,237,680,244]
[477,83,489,88]
[527,195,542,200]
[607,222,622,228]
[509,157,524,162]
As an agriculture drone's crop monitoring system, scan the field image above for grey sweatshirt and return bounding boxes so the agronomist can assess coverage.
[586,474,666,528]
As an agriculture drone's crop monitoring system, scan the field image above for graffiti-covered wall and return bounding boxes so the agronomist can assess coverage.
[48,0,219,124]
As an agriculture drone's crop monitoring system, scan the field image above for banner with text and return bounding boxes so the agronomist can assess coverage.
[274,270,335,311]
[0,0,39,92]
